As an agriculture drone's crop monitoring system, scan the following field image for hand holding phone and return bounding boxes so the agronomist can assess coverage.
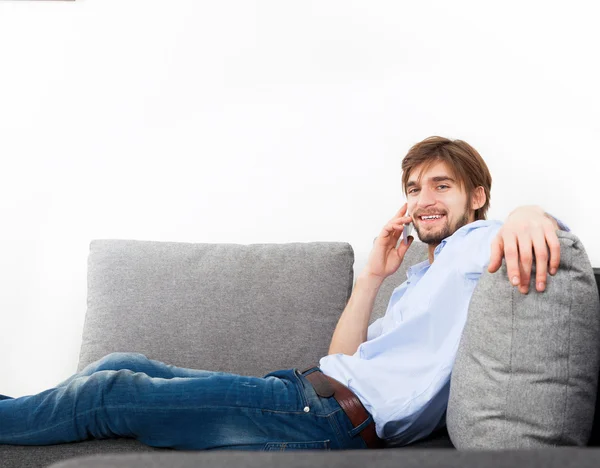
[403,218,413,245]
[364,204,413,281]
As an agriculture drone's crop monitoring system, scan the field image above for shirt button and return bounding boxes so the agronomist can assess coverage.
[303,406,310,413]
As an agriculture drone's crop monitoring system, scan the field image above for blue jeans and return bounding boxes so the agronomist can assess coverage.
[0,353,369,450]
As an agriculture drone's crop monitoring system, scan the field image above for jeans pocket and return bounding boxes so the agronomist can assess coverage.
[263,440,331,451]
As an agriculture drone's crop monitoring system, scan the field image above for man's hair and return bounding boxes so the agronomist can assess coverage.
[401,136,492,221]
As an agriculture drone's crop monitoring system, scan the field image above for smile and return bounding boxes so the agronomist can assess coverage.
[418,214,446,224]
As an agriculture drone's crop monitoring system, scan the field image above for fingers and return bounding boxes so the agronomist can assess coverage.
[516,233,534,294]
[492,209,562,294]
[532,227,560,291]
[488,234,503,273]
[518,225,563,293]
[532,234,549,292]
[380,215,412,240]
[518,260,528,294]
[502,233,522,288]
[395,203,409,218]
[379,221,401,243]
[503,230,559,295]
[546,226,561,275]
[397,235,414,256]
[374,205,413,246]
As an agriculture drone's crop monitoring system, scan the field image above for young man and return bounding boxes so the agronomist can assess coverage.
[0,136,564,450]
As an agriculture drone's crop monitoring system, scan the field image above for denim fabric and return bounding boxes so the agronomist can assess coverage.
[0,353,368,451]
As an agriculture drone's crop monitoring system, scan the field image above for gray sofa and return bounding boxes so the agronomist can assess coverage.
[2,233,600,467]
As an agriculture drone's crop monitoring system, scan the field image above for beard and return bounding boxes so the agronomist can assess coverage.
[414,206,471,245]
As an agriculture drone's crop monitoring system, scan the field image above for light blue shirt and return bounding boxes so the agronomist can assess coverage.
[319,219,504,445]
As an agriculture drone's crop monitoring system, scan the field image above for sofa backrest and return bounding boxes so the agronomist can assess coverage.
[589,268,600,445]
[79,240,355,377]
[448,231,600,448]
[80,238,600,445]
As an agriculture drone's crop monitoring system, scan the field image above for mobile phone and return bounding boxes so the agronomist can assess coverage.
[403,220,413,245]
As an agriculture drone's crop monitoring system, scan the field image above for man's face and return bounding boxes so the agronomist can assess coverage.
[406,161,475,246]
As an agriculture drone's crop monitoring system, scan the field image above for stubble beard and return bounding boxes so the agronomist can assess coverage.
[415,207,471,245]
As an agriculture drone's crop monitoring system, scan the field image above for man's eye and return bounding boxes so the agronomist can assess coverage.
[437,185,449,190]
[407,188,419,194]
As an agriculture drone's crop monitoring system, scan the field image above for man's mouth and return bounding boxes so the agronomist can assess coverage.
[417,214,446,224]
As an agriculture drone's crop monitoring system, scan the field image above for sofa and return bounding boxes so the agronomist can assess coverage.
[2,232,600,467]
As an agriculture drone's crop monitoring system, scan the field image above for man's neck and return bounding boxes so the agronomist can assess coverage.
[427,244,439,264]
[426,215,478,263]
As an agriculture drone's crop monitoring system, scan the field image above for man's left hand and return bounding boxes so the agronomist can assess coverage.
[488,205,561,294]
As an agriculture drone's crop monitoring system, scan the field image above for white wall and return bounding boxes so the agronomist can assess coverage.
[0,0,598,397]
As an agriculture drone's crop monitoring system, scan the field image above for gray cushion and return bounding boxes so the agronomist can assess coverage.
[79,240,354,376]
[0,440,156,468]
[447,231,600,448]
[46,448,600,468]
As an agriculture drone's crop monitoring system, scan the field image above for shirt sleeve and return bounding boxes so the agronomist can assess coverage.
[366,317,384,341]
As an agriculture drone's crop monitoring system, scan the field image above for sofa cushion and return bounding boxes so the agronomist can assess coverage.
[79,240,354,377]
[0,439,157,468]
[45,447,600,468]
[447,231,600,448]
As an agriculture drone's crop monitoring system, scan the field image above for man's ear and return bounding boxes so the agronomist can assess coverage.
[471,186,486,211]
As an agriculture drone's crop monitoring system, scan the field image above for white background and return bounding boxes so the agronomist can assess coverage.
[0,1,598,397]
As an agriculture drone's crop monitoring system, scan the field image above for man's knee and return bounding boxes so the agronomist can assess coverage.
[98,352,148,368]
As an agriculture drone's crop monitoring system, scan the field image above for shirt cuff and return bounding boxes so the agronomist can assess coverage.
[545,213,570,232]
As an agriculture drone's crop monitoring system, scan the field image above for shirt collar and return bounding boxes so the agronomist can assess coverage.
[407,259,430,280]
[429,219,496,261]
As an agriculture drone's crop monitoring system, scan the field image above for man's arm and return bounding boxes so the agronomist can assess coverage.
[488,205,563,294]
[328,203,414,356]
[327,273,383,356]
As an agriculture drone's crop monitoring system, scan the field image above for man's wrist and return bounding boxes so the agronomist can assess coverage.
[357,272,385,290]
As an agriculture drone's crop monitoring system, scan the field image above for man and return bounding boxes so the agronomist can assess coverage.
[0,136,565,450]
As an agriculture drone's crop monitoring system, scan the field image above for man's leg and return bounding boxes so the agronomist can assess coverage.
[55,352,219,388]
[0,366,366,450]
[0,352,200,400]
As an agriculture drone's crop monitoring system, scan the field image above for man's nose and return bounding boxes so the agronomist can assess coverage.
[416,187,436,207]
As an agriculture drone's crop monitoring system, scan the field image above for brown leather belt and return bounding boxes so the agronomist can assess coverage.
[302,368,384,449]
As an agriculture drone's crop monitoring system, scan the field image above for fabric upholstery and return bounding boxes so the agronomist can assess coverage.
[447,231,600,448]
[46,448,600,468]
[0,440,156,468]
[79,240,354,376]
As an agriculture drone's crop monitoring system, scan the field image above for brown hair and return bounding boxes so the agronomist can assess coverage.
[401,136,492,221]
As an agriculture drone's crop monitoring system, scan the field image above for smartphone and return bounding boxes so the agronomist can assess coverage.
[403,220,413,245]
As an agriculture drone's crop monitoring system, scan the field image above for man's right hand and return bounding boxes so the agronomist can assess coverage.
[362,203,414,283]
[327,204,414,356]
